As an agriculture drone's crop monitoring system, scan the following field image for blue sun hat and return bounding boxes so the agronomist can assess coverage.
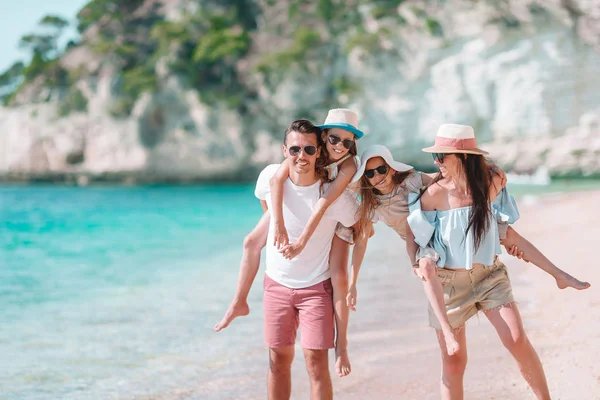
[317,108,364,139]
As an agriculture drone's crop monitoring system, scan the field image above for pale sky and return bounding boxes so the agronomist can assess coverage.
[0,0,90,72]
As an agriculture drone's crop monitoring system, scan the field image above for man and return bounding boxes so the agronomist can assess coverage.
[254,119,359,400]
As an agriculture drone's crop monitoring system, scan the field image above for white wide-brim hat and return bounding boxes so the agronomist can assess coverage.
[422,123,488,155]
[316,108,364,138]
[352,145,413,183]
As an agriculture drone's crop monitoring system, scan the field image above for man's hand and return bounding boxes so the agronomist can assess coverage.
[346,285,357,311]
[273,223,289,250]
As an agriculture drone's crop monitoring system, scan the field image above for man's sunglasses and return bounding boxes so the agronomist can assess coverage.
[327,134,355,150]
[288,145,318,156]
[364,165,388,179]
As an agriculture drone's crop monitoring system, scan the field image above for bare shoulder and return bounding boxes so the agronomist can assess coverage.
[421,181,446,210]
[340,156,358,174]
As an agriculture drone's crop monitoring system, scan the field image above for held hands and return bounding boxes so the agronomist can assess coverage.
[279,240,305,260]
[273,222,289,250]
[346,285,357,311]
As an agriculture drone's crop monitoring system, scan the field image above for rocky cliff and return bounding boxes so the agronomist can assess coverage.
[0,0,598,182]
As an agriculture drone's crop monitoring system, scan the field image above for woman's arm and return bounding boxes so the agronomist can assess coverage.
[347,221,372,311]
[280,158,357,259]
[269,160,291,249]
[488,163,507,201]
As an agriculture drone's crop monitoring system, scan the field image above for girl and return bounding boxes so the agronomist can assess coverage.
[215,109,365,377]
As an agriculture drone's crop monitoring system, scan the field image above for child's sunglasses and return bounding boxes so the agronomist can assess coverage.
[288,145,318,156]
[364,165,388,179]
[327,134,355,150]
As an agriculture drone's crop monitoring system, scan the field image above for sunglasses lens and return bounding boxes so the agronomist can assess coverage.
[289,146,300,156]
[328,135,341,145]
[304,146,317,156]
[343,140,354,150]
[376,165,388,174]
[364,170,375,179]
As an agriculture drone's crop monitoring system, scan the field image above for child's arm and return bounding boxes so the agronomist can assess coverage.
[346,221,372,311]
[269,160,291,249]
[405,224,425,280]
[280,158,357,259]
[488,162,507,201]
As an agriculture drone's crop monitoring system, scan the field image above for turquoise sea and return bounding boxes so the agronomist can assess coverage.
[2,179,600,399]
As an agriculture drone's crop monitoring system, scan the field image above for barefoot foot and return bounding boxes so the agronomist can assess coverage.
[335,347,351,377]
[556,273,590,291]
[213,301,250,332]
[443,329,460,356]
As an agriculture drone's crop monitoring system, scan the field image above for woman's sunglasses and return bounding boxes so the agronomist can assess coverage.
[288,145,318,156]
[431,153,453,163]
[364,165,388,179]
[327,134,355,150]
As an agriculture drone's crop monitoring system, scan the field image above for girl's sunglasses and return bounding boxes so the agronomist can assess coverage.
[327,134,355,150]
[364,165,388,179]
[288,145,318,156]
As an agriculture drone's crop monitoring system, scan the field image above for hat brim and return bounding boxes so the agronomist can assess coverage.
[352,148,413,183]
[317,123,364,139]
[421,145,488,156]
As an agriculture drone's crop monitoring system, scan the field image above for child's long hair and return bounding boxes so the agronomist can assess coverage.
[356,164,414,236]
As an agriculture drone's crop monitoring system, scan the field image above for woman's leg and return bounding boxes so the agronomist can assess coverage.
[436,326,468,400]
[214,212,270,331]
[503,226,590,290]
[329,235,351,377]
[418,258,460,355]
[484,303,551,400]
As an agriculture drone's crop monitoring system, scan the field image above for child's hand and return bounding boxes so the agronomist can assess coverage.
[273,223,289,250]
[346,286,357,311]
[279,240,305,260]
[412,264,425,280]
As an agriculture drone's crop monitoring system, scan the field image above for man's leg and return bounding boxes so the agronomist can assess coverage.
[214,212,270,331]
[304,349,333,400]
[268,346,295,400]
[328,235,351,377]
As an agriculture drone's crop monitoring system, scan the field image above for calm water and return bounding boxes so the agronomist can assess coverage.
[2,180,599,399]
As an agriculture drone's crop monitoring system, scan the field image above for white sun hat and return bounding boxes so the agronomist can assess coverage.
[352,145,414,183]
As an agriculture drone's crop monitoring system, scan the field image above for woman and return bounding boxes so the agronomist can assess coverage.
[407,124,551,399]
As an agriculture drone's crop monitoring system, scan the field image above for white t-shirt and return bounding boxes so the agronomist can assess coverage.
[255,164,359,289]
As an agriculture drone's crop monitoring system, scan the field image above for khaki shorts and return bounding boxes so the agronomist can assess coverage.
[429,257,514,330]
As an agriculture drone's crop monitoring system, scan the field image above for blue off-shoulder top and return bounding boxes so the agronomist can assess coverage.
[407,188,520,270]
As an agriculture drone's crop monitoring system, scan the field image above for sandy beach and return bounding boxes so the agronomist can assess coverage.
[204,189,600,399]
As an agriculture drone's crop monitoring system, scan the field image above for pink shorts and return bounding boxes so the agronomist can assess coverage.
[263,275,335,350]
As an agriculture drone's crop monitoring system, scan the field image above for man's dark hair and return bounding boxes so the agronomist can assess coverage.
[283,119,322,145]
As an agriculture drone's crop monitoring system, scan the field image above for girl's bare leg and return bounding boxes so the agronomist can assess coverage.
[329,235,351,377]
[484,303,551,399]
[436,325,468,400]
[504,227,590,290]
[214,213,269,331]
[418,258,460,356]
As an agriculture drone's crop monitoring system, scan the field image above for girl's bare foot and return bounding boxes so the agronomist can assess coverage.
[555,272,590,290]
[213,301,250,332]
[335,347,351,377]
[443,329,460,356]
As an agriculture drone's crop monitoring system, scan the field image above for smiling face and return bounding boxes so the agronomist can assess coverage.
[364,156,394,194]
[283,131,321,176]
[433,152,462,178]
[322,128,355,162]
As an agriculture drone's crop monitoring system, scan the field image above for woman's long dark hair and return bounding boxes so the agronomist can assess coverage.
[419,154,500,251]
